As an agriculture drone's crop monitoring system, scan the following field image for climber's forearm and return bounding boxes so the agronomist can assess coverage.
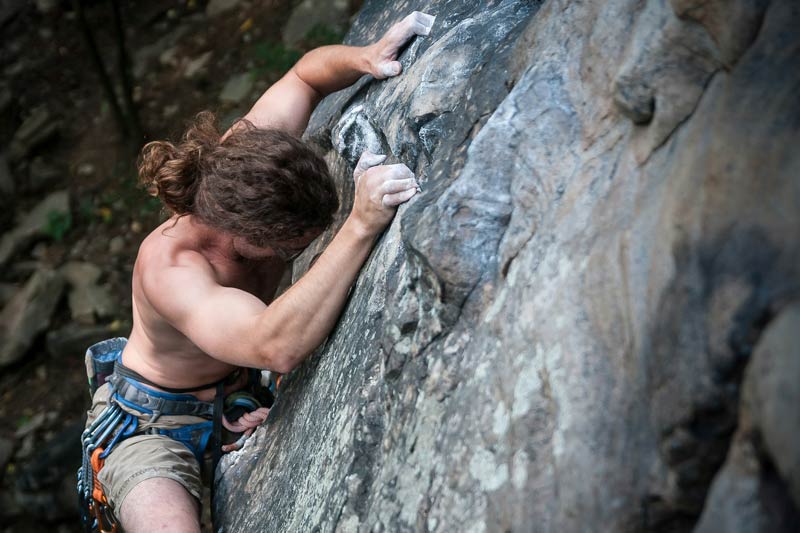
[292,45,372,97]
[257,216,375,371]
[230,45,372,138]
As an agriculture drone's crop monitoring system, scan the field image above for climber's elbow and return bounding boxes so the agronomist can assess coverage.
[258,341,295,374]
[257,335,308,374]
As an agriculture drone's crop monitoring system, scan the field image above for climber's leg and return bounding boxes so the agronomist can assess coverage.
[119,477,201,533]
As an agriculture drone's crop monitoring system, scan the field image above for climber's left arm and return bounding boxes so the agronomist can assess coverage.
[228,11,435,138]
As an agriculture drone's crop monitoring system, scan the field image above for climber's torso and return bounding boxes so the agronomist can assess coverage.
[122,215,287,401]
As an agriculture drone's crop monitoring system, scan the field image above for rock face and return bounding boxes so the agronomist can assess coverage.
[216,0,799,531]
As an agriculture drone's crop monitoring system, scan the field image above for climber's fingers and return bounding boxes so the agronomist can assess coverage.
[221,430,252,453]
[380,176,418,195]
[222,416,248,433]
[252,406,270,419]
[372,11,435,79]
[382,187,418,208]
[387,11,436,46]
[241,408,269,426]
[354,150,387,184]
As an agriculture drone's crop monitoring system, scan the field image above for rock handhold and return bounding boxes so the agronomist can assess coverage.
[612,0,720,161]
[0,268,65,368]
[332,105,386,166]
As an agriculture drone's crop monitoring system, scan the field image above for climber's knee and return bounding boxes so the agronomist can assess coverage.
[118,477,201,533]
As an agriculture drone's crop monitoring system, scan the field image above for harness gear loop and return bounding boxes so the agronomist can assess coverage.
[90,447,106,504]
[89,447,117,533]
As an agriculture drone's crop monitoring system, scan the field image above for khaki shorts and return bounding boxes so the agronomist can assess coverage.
[86,384,211,511]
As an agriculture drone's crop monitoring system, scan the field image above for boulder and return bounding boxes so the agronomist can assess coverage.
[61,261,101,287]
[184,50,213,79]
[216,0,799,531]
[0,189,69,267]
[0,268,65,368]
[8,108,59,162]
[46,323,118,359]
[205,0,242,18]
[132,25,189,79]
[283,0,350,48]
[26,156,61,193]
[219,72,254,105]
[60,261,112,324]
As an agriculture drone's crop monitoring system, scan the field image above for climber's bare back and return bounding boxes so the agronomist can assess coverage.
[121,215,287,401]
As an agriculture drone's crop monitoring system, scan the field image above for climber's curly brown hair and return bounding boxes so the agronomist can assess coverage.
[138,111,338,246]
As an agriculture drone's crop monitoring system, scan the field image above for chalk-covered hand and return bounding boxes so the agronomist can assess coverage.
[350,150,418,235]
[366,11,436,79]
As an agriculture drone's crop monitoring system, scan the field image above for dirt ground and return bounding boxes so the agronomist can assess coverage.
[0,0,357,530]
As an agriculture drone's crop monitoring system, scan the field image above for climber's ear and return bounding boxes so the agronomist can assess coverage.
[353,150,387,185]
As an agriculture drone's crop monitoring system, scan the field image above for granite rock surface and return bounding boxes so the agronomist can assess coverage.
[216,0,799,531]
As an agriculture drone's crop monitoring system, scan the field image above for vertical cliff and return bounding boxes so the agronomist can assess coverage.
[216,0,800,531]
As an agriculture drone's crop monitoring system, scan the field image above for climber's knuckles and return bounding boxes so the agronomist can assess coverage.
[381,177,417,195]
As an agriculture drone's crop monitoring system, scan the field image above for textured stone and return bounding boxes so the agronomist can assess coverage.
[216,0,799,531]
[695,303,800,532]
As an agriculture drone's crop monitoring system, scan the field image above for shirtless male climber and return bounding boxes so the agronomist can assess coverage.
[78,11,435,533]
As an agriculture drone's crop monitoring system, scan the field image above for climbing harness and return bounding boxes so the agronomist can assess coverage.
[77,338,276,533]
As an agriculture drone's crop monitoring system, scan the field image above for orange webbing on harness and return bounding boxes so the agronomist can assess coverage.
[90,448,118,533]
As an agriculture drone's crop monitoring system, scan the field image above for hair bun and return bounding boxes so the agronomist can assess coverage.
[137,111,220,215]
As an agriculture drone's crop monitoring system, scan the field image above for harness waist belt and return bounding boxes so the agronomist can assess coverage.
[107,363,215,419]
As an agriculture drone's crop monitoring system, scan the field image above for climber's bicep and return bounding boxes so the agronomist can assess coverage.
[238,69,321,137]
